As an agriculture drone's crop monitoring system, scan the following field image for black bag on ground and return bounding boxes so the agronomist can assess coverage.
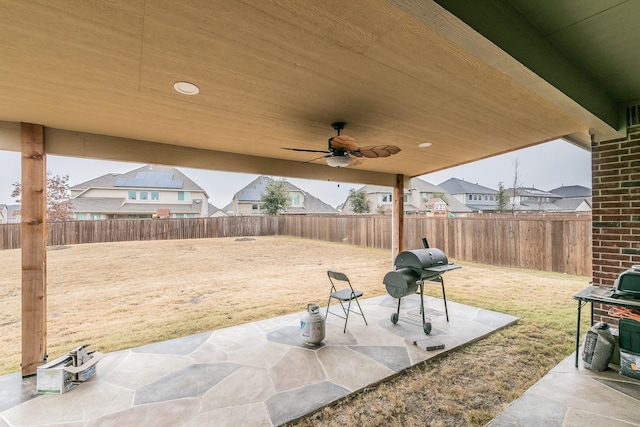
[582,322,615,371]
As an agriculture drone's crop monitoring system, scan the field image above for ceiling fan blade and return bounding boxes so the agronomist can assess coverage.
[282,147,331,153]
[357,145,402,158]
[301,154,332,165]
[329,134,358,152]
[350,157,365,166]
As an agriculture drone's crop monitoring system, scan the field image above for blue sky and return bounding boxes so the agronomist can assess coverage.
[0,138,591,209]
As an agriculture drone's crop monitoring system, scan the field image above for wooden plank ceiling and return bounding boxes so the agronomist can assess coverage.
[0,0,612,185]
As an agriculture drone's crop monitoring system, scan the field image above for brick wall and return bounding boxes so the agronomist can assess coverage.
[591,123,640,324]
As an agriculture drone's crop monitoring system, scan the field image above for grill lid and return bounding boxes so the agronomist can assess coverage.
[394,248,448,270]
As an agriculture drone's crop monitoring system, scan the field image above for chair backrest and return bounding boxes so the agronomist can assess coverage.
[327,270,353,290]
[327,270,349,282]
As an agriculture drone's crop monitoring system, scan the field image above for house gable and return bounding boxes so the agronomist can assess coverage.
[229,176,338,216]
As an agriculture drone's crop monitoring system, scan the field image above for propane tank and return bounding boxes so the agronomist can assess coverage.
[300,303,325,346]
[582,322,615,371]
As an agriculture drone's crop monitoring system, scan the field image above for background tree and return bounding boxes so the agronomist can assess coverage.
[11,173,74,221]
[511,158,520,215]
[260,180,291,215]
[495,181,508,213]
[348,188,371,214]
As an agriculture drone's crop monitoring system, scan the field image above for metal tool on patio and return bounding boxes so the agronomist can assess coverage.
[383,238,460,334]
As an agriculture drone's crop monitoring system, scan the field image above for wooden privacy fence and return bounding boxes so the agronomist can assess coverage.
[0,215,592,275]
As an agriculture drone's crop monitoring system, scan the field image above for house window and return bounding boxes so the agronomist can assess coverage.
[421,192,429,203]
[468,194,472,201]
[381,194,392,203]
[77,213,87,220]
[404,194,408,203]
[151,191,159,200]
[140,191,148,200]
[128,190,136,200]
[187,213,195,218]
[290,193,301,206]
[178,191,191,201]
[175,213,185,218]
[91,214,100,220]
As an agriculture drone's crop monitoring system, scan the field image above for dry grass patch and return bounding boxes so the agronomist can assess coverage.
[0,236,391,374]
[0,236,590,425]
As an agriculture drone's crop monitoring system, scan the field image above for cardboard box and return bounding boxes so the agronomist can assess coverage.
[36,346,104,394]
[619,349,640,380]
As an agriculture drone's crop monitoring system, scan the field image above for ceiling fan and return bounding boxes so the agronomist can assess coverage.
[282,122,401,168]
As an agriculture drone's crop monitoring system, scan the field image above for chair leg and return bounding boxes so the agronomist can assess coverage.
[343,298,353,333]
[325,294,332,319]
[353,297,368,326]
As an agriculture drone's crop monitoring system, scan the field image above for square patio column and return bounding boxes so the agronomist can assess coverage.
[21,123,47,376]
[393,174,404,260]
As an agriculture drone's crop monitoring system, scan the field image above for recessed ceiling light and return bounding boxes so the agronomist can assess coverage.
[419,142,433,148]
[173,81,199,95]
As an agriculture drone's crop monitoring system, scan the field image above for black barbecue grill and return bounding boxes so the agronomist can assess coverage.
[383,239,460,334]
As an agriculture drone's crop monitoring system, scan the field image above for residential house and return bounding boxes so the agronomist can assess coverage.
[506,187,563,212]
[228,176,339,216]
[0,204,21,223]
[340,177,471,215]
[70,165,215,219]
[438,178,498,212]
[549,185,592,212]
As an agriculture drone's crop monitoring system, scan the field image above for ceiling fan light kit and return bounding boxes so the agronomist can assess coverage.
[325,155,352,168]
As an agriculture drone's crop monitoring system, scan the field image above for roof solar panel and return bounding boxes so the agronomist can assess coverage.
[114,172,183,189]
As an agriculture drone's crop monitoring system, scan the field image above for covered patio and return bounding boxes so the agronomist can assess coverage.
[0,1,639,424]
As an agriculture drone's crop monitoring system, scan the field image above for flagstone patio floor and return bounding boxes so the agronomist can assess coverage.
[1,293,519,426]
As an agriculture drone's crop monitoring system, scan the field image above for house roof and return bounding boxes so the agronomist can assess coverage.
[233,176,338,214]
[519,202,562,211]
[549,185,592,197]
[207,203,222,216]
[71,197,204,215]
[553,197,592,211]
[467,204,503,213]
[436,195,472,213]
[438,178,497,195]
[71,165,208,197]
[4,1,632,188]
[507,187,562,199]
[408,178,446,194]
[356,177,447,196]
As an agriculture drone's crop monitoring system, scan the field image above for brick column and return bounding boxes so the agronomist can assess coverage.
[591,122,640,324]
